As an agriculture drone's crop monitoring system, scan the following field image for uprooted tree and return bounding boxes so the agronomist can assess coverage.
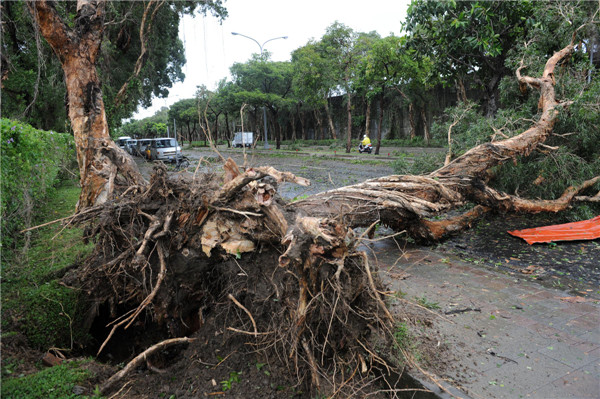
[30,0,599,396]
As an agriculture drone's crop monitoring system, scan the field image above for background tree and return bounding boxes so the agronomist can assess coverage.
[404,0,535,117]
[291,42,338,139]
[320,22,358,152]
[230,55,293,149]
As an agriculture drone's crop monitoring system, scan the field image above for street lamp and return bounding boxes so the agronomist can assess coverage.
[231,32,288,149]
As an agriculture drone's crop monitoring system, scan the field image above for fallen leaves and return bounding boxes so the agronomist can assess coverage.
[520,265,545,275]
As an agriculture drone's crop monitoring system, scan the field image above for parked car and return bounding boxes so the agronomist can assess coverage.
[125,139,137,155]
[232,132,254,148]
[116,136,131,149]
[148,138,182,161]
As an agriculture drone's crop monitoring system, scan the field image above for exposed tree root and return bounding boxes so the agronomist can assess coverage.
[66,161,400,397]
[100,337,195,394]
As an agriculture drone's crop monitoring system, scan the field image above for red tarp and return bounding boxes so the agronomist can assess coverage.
[508,215,600,245]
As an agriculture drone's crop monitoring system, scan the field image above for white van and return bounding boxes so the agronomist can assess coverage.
[125,139,137,155]
[116,136,131,149]
[232,132,254,148]
[148,138,182,161]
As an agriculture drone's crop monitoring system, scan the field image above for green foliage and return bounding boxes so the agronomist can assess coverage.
[392,152,445,175]
[220,371,241,391]
[1,1,68,132]
[392,322,410,350]
[0,119,77,249]
[3,1,227,129]
[1,360,94,399]
[415,296,440,310]
[8,281,86,350]
[1,182,93,350]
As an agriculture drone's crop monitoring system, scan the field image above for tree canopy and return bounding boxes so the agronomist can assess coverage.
[1,0,227,131]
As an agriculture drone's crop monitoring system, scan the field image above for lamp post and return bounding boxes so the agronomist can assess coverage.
[231,32,288,149]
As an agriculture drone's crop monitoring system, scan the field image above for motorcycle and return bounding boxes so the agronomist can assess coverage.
[358,143,372,154]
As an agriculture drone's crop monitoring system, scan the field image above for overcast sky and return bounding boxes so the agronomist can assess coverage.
[133,0,411,119]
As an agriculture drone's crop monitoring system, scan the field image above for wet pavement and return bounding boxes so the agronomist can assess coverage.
[372,239,600,399]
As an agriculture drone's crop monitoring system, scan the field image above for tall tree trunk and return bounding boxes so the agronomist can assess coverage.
[475,73,501,118]
[420,107,430,144]
[313,110,323,141]
[375,96,383,155]
[408,104,416,139]
[345,81,352,153]
[323,97,337,139]
[300,112,306,140]
[291,113,297,141]
[456,76,468,103]
[364,98,372,139]
[224,113,231,147]
[29,0,145,210]
[421,106,431,144]
[275,117,281,150]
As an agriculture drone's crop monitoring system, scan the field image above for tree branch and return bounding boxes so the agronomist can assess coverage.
[27,0,74,63]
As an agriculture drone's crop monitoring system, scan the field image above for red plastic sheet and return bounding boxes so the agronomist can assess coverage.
[508,215,600,245]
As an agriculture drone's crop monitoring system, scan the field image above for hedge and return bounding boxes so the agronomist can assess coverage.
[1,119,77,249]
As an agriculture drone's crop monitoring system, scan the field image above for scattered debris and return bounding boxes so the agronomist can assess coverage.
[444,307,482,315]
[559,296,591,303]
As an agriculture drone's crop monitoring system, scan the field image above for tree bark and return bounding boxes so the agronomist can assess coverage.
[408,103,416,139]
[29,0,145,210]
[323,97,337,139]
[345,81,352,153]
[313,109,323,140]
[375,96,383,155]
[364,98,372,139]
[300,111,306,140]
[420,107,430,144]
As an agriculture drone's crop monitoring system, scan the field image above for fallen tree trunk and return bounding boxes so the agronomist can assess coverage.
[293,38,598,240]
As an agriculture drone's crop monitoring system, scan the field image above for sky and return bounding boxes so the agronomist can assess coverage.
[133,0,411,119]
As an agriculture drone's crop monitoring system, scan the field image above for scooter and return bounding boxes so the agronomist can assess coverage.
[358,143,372,154]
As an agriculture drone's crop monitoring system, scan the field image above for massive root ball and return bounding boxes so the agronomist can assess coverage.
[65,161,396,396]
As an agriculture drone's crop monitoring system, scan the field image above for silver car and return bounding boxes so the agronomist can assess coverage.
[148,138,182,161]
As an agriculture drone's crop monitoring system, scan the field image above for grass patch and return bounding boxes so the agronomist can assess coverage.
[1,181,93,350]
[415,296,440,310]
[1,360,96,399]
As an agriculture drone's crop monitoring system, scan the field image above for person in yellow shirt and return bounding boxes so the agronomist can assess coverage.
[359,135,371,152]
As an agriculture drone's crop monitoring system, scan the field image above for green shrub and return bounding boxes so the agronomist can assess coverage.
[1,119,77,249]
[381,137,445,148]
[392,152,446,175]
[1,360,93,399]
[8,281,87,350]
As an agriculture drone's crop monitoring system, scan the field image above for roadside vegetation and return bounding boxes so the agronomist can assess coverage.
[1,120,97,395]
